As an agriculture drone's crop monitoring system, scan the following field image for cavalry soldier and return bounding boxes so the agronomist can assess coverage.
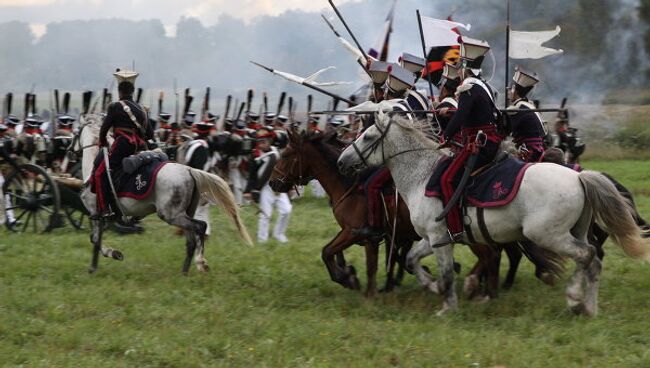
[90,69,152,219]
[434,63,461,133]
[506,67,547,162]
[399,52,432,119]
[439,37,501,242]
[358,62,416,238]
[244,127,292,243]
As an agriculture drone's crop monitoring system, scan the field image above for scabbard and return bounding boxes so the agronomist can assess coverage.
[435,153,478,222]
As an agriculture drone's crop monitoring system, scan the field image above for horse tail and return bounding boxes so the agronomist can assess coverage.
[189,168,253,247]
[578,170,650,261]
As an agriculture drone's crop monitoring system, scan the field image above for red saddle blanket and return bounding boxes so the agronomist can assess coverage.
[425,156,533,208]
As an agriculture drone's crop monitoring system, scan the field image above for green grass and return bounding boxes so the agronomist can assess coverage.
[1,161,650,367]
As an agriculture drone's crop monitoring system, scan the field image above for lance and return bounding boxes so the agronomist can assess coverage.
[416,9,436,102]
[250,61,354,105]
[328,0,369,63]
[321,14,370,74]
[311,108,566,115]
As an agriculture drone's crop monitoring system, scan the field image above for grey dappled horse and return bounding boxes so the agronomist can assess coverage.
[78,114,252,274]
[337,101,650,317]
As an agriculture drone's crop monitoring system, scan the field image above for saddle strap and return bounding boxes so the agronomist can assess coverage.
[464,207,477,245]
[477,207,500,246]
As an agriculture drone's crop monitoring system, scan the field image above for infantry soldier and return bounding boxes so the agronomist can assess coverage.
[244,127,292,243]
[439,37,501,242]
[90,69,153,219]
[506,67,547,162]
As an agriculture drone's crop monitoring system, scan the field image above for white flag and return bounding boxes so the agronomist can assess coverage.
[420,16,471,47]
[509,26,564,59]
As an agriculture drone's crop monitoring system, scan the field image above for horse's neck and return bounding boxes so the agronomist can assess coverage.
[309,152,351,202]
[386,134,442,202]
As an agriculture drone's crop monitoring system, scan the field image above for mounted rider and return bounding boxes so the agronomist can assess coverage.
[399,52,432,120]
[359,61,416,239]
[434,62,462,134]
[506,67,547,162]
[91,69,152,219]
[439,37,501,242]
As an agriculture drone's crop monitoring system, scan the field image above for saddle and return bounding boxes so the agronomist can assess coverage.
[115,151,169,200]
[425,153,533,208]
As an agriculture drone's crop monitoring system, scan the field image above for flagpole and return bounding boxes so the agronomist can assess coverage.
[504,0,510,109]
[416,10,435,103]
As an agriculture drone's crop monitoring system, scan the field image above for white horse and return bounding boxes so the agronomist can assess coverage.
[337,102,650,316]
[78,114,252,274]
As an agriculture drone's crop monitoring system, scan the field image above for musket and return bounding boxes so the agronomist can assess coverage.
[202,87,210,120]
[174,78,179,125]
[288,96,294,125]
[263,92,268,116]
[328,0,370,63]
[276,92,286,116]
[250,61,354,105]
[54,89,60,114]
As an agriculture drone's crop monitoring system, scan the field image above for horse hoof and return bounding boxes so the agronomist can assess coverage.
[538,272,556,286]
[196,262,210,273]
[346,265,357,276]
[365,289,377,298]
[88,267,97,274]
[111,250,124,261]
[502,281,514,290]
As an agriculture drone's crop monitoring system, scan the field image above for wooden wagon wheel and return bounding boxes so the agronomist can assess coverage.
[3,163,62,233]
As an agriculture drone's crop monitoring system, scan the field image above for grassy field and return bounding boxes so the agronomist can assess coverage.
[1,160,650,367]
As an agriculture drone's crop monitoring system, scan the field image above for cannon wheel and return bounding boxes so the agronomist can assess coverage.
[3,163,62,233]
[57,181,89,230]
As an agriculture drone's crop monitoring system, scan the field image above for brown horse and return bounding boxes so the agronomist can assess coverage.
[269,129,521,298]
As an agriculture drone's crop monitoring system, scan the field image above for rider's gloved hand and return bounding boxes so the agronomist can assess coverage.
[438,136,452,149]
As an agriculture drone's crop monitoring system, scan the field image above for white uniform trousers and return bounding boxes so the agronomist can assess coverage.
[257,184,292,243]
[310,180,326,198]
[229,157,245,205]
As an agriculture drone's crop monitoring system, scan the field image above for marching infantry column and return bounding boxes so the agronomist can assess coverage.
[439,37,502,242]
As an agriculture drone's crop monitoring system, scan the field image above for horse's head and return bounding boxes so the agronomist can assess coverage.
[337,102,400,175]
[269,127,338,192]
[78,113,104,182]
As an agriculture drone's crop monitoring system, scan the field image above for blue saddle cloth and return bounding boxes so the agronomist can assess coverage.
[116,159,168,200]
[425,156,533,208]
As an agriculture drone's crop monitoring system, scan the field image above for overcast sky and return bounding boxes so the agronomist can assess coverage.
[0,0,361,37]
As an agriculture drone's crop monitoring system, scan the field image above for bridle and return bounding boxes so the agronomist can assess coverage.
[271,134,309,189]
[350,113,436,168]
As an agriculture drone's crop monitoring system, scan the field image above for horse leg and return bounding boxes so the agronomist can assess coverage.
[164,213,203,275]
[89,219,103,273]
[433,244,458,316]
[484,246,501,300]
[465,244,491,299]
[192,219,209,273]
[503,245,522,289]
[525,230,597,316]
[364,241,379,297]
[321,230,360,290]
[406,239,439,294]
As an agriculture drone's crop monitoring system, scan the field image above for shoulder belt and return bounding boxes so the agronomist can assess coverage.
[511,99,547,135]
[118,100,144,133]
[440,97,458,109]
[185,139,208,165]
[408,90,430,111]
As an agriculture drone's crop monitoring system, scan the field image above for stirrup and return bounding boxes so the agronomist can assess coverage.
[431,230,463,248]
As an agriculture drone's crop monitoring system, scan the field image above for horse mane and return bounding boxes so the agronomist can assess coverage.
[306,132,356,187]
[383,113,440,150]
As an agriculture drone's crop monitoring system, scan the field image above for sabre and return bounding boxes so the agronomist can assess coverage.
[250,61,354,105]
[102,147,128,222]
